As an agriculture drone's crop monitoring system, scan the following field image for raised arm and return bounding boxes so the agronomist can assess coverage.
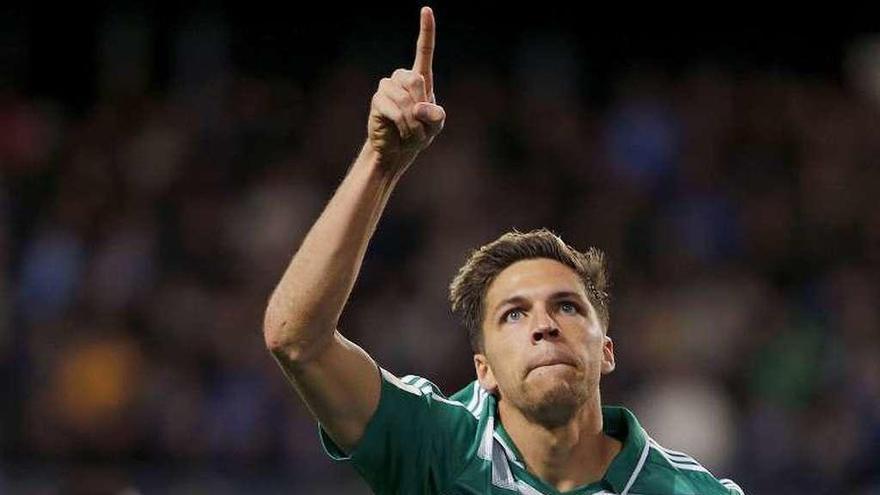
[263,7,446,453]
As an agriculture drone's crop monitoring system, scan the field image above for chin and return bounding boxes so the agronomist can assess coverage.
[521,371,588,428]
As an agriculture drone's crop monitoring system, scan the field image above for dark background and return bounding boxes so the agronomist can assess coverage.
[2,3,879,494]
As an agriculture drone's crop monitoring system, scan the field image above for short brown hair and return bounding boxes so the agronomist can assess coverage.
[449,229,611,352]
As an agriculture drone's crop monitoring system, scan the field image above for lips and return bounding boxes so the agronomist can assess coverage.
[526,351,578,375]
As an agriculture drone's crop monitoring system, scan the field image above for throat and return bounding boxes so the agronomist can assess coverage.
[532,429,621,491]
[498,399,621,491]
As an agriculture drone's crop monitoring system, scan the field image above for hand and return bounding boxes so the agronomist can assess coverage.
[367,6,446,175]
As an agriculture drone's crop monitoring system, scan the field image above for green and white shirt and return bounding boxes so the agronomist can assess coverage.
[320,368,744,495]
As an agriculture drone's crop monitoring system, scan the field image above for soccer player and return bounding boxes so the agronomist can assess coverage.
[263,6,744,494]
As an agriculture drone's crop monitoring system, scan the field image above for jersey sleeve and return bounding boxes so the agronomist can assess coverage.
[318,367,479,494]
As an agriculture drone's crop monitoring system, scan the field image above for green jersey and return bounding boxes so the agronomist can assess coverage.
[320,368,744,495]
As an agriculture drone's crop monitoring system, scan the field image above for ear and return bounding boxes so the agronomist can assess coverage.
[473,353,498,394]
[601,335,616,374]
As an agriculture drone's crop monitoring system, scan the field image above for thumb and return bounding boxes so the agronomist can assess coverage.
[414,102,445,124]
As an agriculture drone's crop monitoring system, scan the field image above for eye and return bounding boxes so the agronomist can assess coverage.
[503,309,525,323]
[560,302,578,315]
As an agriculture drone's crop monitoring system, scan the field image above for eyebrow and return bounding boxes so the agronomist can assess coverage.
[493,296,528,314]
[492,291,587,314]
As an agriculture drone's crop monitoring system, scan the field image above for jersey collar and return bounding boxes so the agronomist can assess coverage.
[491,403,649,494]
[600,406,649,494]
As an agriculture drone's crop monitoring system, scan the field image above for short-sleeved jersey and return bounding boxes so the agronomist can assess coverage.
[319,368,744,495]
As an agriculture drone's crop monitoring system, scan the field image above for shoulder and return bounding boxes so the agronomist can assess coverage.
[449,379,491,419]
[642,436,745,495]
[321,371,487,494]
[386,375,492,422]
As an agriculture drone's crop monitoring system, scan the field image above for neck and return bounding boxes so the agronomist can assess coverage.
[498,393,622,492]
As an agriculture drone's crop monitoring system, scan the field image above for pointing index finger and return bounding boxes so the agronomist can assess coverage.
[412,6,435,99]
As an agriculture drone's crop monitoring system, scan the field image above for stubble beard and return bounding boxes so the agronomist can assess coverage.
[516,369,593,429]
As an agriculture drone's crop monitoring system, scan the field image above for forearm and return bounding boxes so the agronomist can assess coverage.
[262,7,443,452]
[263,141,402,362]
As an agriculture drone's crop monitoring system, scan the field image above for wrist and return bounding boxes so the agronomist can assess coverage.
[358,139,414,183]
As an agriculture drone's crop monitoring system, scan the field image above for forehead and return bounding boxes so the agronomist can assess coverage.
[485,258,586,305]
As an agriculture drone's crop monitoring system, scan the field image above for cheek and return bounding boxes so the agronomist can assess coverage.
[583,323,606,346]
[487,344,521,384]
[487,330,518,358]
[590,336,608,360]
[573,329,606,366]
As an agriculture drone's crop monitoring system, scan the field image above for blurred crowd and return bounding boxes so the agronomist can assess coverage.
[1,17,879,494]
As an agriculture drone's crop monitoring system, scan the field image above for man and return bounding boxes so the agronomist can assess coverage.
[264,7,744,494]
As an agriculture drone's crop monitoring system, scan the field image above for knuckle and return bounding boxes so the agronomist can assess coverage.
[372,96,388,112]
[407,74,426,91]
[389,89,410,108]
[392,68,409,79]
[399,91,414,107]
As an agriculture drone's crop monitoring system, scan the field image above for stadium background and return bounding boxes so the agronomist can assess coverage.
[2,4,879,494]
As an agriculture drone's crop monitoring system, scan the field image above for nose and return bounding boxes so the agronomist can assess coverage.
[531,309,560,343]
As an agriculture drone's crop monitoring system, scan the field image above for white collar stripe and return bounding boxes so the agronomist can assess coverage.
[465,382,481,412]
[490,434,518,491]
[493,432,525,469]
[516,480,545,495]
[620,433,650,495]
[469,387,485,413]
[469,388,487,418]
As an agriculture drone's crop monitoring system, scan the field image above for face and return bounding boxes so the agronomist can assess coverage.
[474,258,615,428]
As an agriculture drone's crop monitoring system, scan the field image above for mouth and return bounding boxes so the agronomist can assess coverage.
[530,362,574,371]
[526,355,578,375]
[528,363,575,376]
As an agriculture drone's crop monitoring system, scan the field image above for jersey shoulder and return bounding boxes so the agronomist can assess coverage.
[396,374,486,416]
[639,436,745,495]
